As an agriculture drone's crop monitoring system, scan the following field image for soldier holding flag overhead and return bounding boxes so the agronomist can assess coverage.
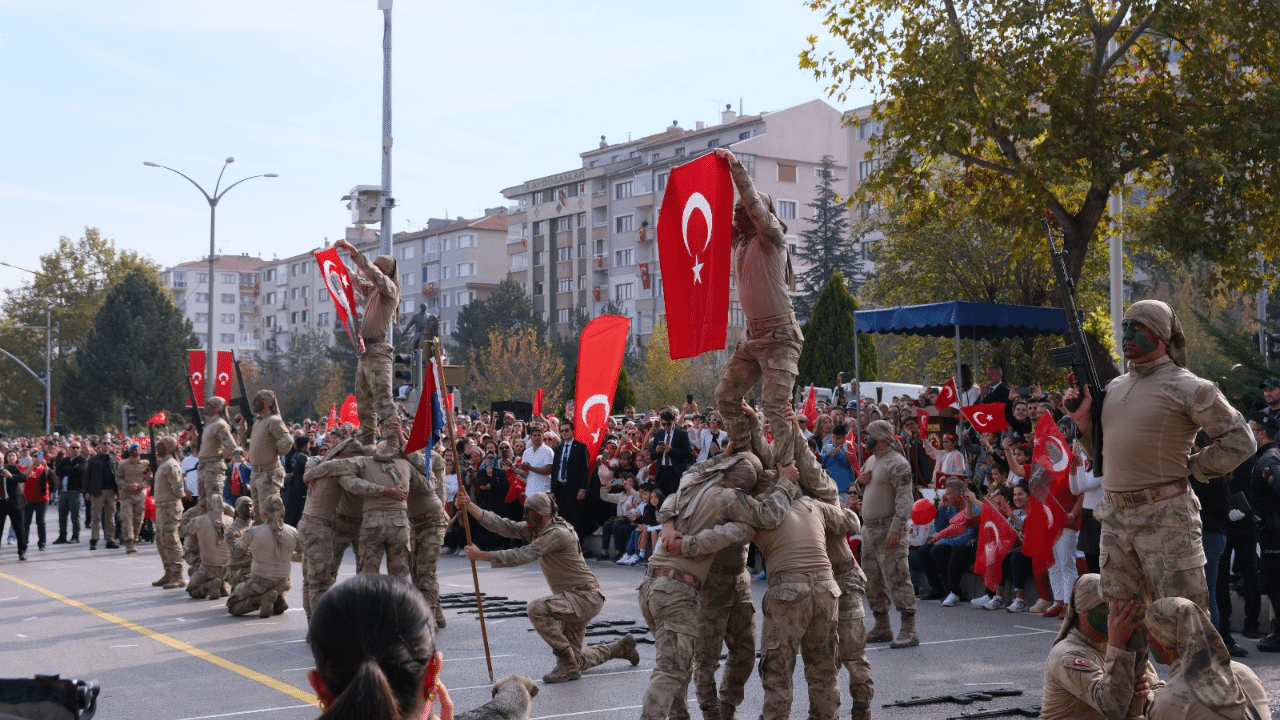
[333,238,401,451]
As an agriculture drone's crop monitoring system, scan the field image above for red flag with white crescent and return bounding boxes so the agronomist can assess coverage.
[325,403,338,432]
[229,465,242,496]
[1034,417,1073,493]
[1023,491,1067,574]
[656,152,733,359]
[213,351,235,402]
[574,315,631,461]
[339,394,359,426]
[314,247,365,354]
[960,402,1009,434]
[973,499,1018,591]
[146,410,166,426]
[936,378,959,410]
[405,356,445,455]
[533,388,545,417]
[188,350,206,402]
[916,408,930,439]
[802,384,818,429]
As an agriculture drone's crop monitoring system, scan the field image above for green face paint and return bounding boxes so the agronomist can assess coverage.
[1121,320,1159,357]
[1085,604,1109,635]
[1148,635,1172,665]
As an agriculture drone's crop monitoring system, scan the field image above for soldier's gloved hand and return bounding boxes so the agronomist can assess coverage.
[1228,509,1245,522]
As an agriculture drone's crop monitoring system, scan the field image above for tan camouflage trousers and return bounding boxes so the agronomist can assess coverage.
[86,492,115,543]
[355,342,397,446]
[251,464,284,523]
[332,513,360,569]
[527,585,606,663]
[298,516,338,619]
[836,566,874,708]
[695,569,756,716]
[118,492,146,547]
[639,576,698,720]
[357,510,410,578]
[862,521,917,615]
[226,574,291,616]
[188,563,227,600]
[197,463,226,514]
[1096,490,1209,607]
[759,575,840,720]
[715,323,802,468]
[411,519,447,624]
[155,500,182,568]
[226,550,252,593]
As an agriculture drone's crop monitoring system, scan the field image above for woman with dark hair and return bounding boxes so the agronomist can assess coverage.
[308,574,450,720]
[472,440,507,551]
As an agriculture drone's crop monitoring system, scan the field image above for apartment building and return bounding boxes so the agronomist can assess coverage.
[501,98,851,350]
[160,253,270,356]
[844,103,884,269]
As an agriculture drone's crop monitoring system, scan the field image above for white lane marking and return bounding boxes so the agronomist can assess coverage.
[443,653,516,662]
[173,704,315,720]
[869,628,1056,650]
[533,706,643,719]
[110,644,139,648]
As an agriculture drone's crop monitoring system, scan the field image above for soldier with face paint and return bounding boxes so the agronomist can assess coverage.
[224,496,254,592]
[151,435,189,589]
[241,389,293,524]
[1067,300,1255,609]
[188,396,240,523]
[857,420,919,648]
[334,238,401,452]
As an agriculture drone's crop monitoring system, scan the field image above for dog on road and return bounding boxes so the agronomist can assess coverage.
[454,675,538,720]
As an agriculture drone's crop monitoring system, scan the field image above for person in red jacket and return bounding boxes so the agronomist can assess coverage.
[23,457,52,551]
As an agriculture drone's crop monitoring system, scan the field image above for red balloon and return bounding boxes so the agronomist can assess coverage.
[911,498,937,526]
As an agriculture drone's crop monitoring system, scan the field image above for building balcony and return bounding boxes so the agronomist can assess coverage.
[593,255,609,271]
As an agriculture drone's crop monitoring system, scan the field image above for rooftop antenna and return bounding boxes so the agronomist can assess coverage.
[739,97,743,115]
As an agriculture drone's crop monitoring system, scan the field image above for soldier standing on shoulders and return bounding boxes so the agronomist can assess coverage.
[334,238,402,452]
[151,435,189,589]
[239,389,293,524]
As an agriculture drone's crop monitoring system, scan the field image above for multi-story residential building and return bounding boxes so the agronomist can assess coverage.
[415,212,509,340]
[501,99,851,350]
[844,103,884,269]
[160,253,270,356]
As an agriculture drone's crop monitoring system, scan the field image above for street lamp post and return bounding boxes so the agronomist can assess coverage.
[144,158,277,399]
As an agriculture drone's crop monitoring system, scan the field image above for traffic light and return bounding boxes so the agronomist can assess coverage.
[393,350,422,399]
[122,404,137,432]
[36,402,46,422]
[1253,330,1280,359]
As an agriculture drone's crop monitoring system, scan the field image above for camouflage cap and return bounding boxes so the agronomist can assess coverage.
[525,492,558,518]
[1124,299,1186,367]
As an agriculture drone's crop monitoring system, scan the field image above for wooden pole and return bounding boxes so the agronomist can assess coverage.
[431,340,493,682]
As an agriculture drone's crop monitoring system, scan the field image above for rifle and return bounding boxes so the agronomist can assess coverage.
[233,358,254,440]
[142,421,158,473]
[883,689,1022,708]
[946,705,1041,720]
[1044,220,1106,475]
[186,374,205,437]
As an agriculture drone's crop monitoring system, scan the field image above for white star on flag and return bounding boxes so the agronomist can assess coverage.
[691,256,704,284]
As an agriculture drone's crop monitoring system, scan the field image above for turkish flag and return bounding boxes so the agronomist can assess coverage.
[188,350,206,402]
[574,315,631,461]
[1023,491,1067,574]
[656,153,733,359]
[229,465,242,496]
[314,247,364,354]
[533,388,545,417]
[405,355,446,455]
[802,384,817,430]
[1034,418,1073,494]
[325,403,338,432]
[936,378,958,410]
[973,500,1018,591]
[916,408,930,439]
[339,394,359,426]
[212,351,235,402]
[146,410,166,426]
[960,402,1009,434]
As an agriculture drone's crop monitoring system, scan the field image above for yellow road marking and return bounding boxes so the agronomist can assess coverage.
[0,572,318,705]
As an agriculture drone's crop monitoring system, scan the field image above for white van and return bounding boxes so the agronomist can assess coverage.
[812,381,926,407]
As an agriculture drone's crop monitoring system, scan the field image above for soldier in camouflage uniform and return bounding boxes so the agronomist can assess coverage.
[151,435,189,589]
[1067,300,1255,608]
[693,545,755,720]
[455,491,641,684]
[334,238,401,450]
[188,396,240,521]
[298,437,359,619]
[240,389,293,524]
[225,497,254,592]
[186,501,232,600]
[117,443,152,553]
[858,420,919,649]
[712,147,803,475]
[408,448,449,628]
[227,496,302,618]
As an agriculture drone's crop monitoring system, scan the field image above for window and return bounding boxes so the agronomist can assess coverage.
[511,253,528,271]
[426,237,439,256]
[556,246,571,262]
[532,220,544,236]
[555,217,572,232]
[401,245,415,259]
[265,292,275,305]
[614,248,633,267]
[739,131,751,141]
[197,273,209,284]
[291,312,298,324]
[858,119,881,140]
[195,313,209,323]
[674,147,685,157]
[220,333,235,344]
[442,237,451,252]
[194,292,210,303]
[221,313,235,324]
[657,173,668,192]
[401,272,415,286]
[578,274,586,290]
[614,282,633,300]
[777,163,797,183]
[402,300,415,313]
[706,138,720,148]
[457,233,476,248]
[615,181,633,200]
[458,291,474,305]
[730,301,745,327]
[615,215,634,233]
[240,333,253,347]
[290,288,299,300]
[533,251,545,265]
[440,320,449,336]
[737,153,756,177]
[578,243,586,258]
[577,213,587,228]
[532,190,545,205]
[577,181,586,195]
[457,262,476,277]
[777,200,797,219]
[440,294,450,309]
[318,312,330,326]
[319,288,328,302]
[557,278,572,293]
[557,308,571,324]
[301,310,308,323]
[858,158,882,181]
[265,316,276,329]
[441,265,450,280]
[264,269,275,281]
[789,242,798,256]
[533,281,544,296]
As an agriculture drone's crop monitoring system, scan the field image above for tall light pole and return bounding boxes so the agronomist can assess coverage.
[144,158,277,398]
[378,0,395,262]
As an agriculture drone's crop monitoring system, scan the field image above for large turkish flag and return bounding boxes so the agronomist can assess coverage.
[1034,417,1073,494]
[960,402,1009,434]
[656,152,733,359]
[314,247,364,353]
[212,351,235,402]
[574,315,631,461]
[188,350,206,402]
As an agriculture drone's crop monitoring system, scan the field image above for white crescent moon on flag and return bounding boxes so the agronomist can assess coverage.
[1045,437,1070,473]
[681,193,713,257]
[322,260,354,318]
[217,372,230,385]
[983,521,1000,564]
[1044,506,1056,531]
[974,412,991,425]
[580,394,612,426]
[192,372,203,382]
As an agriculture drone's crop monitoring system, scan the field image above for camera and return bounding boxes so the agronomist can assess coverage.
[1017,386,1032,397]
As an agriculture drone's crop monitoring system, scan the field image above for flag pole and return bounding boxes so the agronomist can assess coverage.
[430,339,493,682]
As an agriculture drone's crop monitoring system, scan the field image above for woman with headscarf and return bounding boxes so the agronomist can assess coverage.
[1145,597,1270,720]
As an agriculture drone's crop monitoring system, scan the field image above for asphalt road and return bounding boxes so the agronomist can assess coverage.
[1,540,1277,720]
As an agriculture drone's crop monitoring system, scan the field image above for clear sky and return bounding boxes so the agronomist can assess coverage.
[0,0,871,295]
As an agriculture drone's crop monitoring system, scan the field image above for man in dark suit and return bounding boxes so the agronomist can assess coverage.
[648,409,693,497]
[979,365,1010,404]
[552,421,592,547]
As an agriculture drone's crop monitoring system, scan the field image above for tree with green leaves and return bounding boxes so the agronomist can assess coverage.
[794,155,859,320]
[451,278,544,359]
[466,328,564,410]
[251,327,335,423]
[802,0,1280,376]
[61,268,199,432]
[798,271,877,388]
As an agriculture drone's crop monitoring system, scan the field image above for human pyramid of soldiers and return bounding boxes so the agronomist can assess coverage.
[145,153,1273,720]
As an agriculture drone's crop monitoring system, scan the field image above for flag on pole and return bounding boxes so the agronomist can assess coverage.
[533,388,545,417]
[1034,417,1074,493]
[314,247,365,354]
[146,410,166,426]
[960,402,1009,434]
[1023,491,1067,574]
[801,384,818,429]
[325,403,338,432]
[916,408,930,439]
[656,152,734,359]
[212,351,235,402]
[339,394,359,426]
[188,350,207,402]
[405,355,446,455]
[574,315,631,461]
[229,465,242,497]
[973,500,1019,591]
[935,378,959,410]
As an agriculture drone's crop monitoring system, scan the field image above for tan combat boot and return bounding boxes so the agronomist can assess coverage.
[163,565,186,590]
[889,612,919,649]
[615,634,640,665]
[259,590,278,618]
[849,700,872,720]
[542,650,581,683]
[866,612,893,643]
[152,569,172,587]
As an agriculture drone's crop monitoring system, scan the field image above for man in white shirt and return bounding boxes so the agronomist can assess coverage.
[520,423,555,498]
[181,445,200,510]
[695,415,729,463]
